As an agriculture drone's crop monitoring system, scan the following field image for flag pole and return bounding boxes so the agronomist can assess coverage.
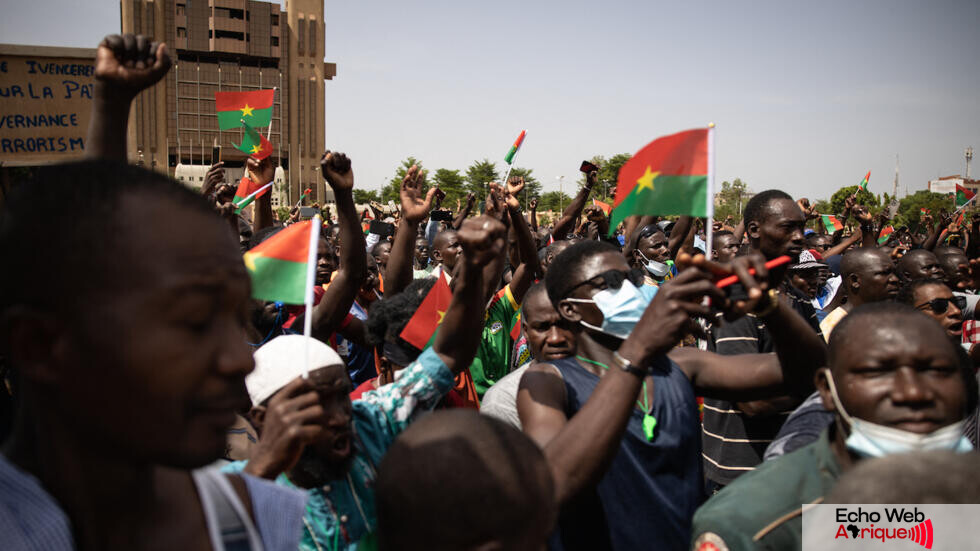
[235,181,275,214]
[302,216,322,378]
[705,123,716,260]
[267,87,277,141]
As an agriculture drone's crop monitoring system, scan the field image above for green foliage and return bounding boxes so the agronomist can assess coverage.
[464,159,500,197]
[575,153,632,201]
[276,206,290,223]
[353,188,381,205]
[895,190,956,228]
[431,168,467,210]
[829,185,881,216]
[538,191,572,214]
[382,157,421,204]
[508,167,542,210]
[714,178,751,222]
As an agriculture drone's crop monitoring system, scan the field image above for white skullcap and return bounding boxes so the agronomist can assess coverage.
[246,335,345,406]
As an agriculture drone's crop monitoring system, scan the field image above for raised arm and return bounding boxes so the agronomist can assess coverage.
[453,192,476,231]
[552,171,596,240]
[385,165,436,297]
[822,228,863,258]
[86,34,171,161]
[310,152,367,341]
[528,197,539,233]
[504,177,541,302]
[246,156,275,232]
[434,216,506,374]
[923,212,952,252]
[668,216,693,259]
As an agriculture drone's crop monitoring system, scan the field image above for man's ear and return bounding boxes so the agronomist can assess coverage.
[848,273,861,293]
[746,219,761,240]
[557,298,583,323]
[814,368,835,412]
[431,248,443,264]
[248,405,267,433]
[1,307,68,387]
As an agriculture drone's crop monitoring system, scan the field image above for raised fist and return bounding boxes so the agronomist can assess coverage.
[95,34,171,98]
[458,215,506,267]
[320,151,353,191]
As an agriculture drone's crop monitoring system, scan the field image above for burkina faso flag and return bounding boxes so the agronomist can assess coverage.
[956,184,975,208]
[821,214,844,233]
[399,272,452,349]
[233,176,271,208]
[609,128,709,234]
[234,122,273,160]
[243,220,318,304]
[215,89,274,130]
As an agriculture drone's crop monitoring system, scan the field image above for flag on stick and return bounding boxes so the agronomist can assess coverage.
[399,272,452,349]
[215,89,275,130]
[593,199,612,216]
[920,208,930,216]
[877,225,895,245]
[234,182,274,214]
[608,128,709,234]
[858,171,871,192]
[234,121,273,160]
[243,220,319,304]
[956,184,975,208]
[821,214,844,233]
[233,176,272,208]
[503,130,526,165]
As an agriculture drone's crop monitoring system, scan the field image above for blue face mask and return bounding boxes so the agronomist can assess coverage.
[638,250,670,278]
[566,280,652,339]
[823,369,974,458]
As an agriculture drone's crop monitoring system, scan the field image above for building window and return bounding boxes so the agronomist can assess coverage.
[177,27,187,38]
[297,18,305,54]
[309,21,316,55]
[271,36,279,46]
[271,14,279,25]
[214,30,245,41]
[176,3,185,16]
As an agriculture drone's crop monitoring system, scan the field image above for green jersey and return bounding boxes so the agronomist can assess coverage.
[469,285,521,398]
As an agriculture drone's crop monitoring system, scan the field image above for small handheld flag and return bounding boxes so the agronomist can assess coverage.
[399,272,452,349]
[593,199,612,216]
[609,128,709,234]
[920,208,930,216]
[504,130,526,165]
[234,182,274,214]
[858,171,871,192]
[233,176,272,208]
[215,89,275,130]
[877,225,895,245]
[234,121,273,160]
[821,214,844,233]
[243,220,319,305]
[956,184,975,208]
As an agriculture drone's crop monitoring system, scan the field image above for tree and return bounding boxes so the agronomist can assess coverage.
[431,168,467,209]
[538,190,572,214]
[575,153,632,201]
[896,190,957,228]
[508,167,542,210]
[464,159,500,197]
[714,179,751,222]
[382,157,421,204]
[828,185,881,217]
[353,189,380,205]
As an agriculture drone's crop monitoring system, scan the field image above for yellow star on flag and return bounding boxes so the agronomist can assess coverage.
[243,251,259,271]
[436,310,446,324]
[637,166,659,192]
[240,104,255,117]
[250,144,263,154]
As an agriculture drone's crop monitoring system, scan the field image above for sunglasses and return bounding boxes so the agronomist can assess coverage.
[915,295,967,315]
[563,268,646,298]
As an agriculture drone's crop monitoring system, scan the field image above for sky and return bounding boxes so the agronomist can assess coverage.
[2,0,978,200]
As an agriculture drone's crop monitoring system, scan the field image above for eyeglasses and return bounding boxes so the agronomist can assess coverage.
[562,268,646,298]
[915,295,967,315]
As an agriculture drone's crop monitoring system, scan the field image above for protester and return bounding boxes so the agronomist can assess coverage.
[691,303,975,550]
[819,247,899,340]
[518,241,826,549]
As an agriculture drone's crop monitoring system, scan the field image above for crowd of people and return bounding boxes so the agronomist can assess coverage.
[1,33,978,551]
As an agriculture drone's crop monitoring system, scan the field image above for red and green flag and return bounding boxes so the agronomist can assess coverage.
[243,220,318,304]
[234,122,273,160]
[920,207,930,216]
[593,199,612,216]
[503,130,526,165]
[399,272,452,349]
[956,184,975,208]
[215,89,275,130]
[234,182,274,214]
[233,176,272,208]
[877,225,895,245]
[858,171,871,192]
[821,214,844,233]
[609,128,709,234]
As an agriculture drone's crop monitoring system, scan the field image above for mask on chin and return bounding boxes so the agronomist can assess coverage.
[823,368,973,458]
[565,280,652,339]
[638,250,670,278]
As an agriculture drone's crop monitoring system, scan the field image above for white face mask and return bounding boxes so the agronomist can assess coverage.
[566,280,651,339]
[638,250,670,278]
[823,368,973,458]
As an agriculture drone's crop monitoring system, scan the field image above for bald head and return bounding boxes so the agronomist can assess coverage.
[839,248,899,305]
[897,249,945,282]
[376,410,555,551]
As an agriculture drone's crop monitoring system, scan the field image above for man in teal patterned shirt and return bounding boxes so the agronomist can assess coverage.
[224,214,507,550]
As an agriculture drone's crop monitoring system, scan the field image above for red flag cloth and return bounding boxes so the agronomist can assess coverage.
[399,272,452,349]
[593,199,612,216]
[233,176,271,204]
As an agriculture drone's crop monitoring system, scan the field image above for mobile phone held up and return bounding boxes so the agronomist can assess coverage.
[580,160,599,174]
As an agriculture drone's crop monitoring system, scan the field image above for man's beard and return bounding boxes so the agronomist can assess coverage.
[292,443,355,486]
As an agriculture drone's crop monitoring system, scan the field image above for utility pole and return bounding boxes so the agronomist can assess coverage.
[967,147,974,179]
[557,175,565,213]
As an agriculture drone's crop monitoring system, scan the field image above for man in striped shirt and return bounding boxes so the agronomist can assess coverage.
[703,190,824,493]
